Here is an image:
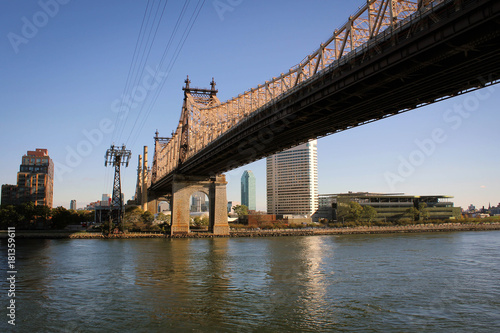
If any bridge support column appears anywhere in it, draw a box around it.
[141,146,148,212]
[209,175,229,235]
[147,197,158,215]
[171,174,229,235]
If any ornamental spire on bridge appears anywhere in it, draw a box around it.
[179,76,220,164]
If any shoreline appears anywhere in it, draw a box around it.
[1,222,499,239]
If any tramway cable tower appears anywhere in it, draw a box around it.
[105,145,131,229]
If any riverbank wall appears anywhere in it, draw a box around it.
[231,223,500,237]
[1,223,500,239]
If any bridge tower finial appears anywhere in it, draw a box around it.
[184,75,191,89]
[210,77,217,97]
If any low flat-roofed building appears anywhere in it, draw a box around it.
[314,192,461,222]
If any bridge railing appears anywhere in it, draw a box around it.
[153,0,452,184]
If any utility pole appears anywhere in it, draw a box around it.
[105,145,131,230]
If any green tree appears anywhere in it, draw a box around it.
[156,212,167,221]
[142,211,154,223]
[191,216,199,226]
[77,210,94,223]
[33,205,52,229]
[336,195,355,223]
[141,211,155,230]
[156,212,171,225]
[406,207,420,221]
[418,203,430,221]
[362,205,377,223]
[0,205,22,228]
[346,202,363,222]
[102,217,114,234]
[51,206,72,229]
[123,207,145,231]
[233,205,249,218]
[15,202,36,228]
[193,216,209,227]
[34,205,52,221]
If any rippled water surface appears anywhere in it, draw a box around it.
[1,231,500,332]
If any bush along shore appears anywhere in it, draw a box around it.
[1,222,500,239]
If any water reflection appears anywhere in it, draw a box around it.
[1,232,500,332]
[130,238,234,330]
[186,238,230,325]
[8,239,55,329]
[258,236,338,331]
[298,236,333,325]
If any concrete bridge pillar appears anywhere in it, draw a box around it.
[209,175,230,235]
[171,174,229,235]
[147,197,158,215]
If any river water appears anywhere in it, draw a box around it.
[1,231,500,332]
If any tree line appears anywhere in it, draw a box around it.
[0,203,93,230]
[0,204,174,232]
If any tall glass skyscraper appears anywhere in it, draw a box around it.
[266,140,318,216]
[241,170,256,211]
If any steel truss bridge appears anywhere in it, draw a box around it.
[136,0,499,233]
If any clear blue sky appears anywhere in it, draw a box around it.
[1,0,498,211]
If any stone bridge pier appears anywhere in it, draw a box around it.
[171,174,229,236]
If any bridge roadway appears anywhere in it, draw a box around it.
[150,0,500,193]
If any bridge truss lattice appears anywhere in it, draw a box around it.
[151,0,457,185]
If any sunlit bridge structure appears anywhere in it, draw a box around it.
[135,0,499,235]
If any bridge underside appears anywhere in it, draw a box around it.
[151,0,499,193]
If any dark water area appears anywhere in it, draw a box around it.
[1,231,500,332]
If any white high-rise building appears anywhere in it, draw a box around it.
[266,140,318,216]
[101,194,111,207]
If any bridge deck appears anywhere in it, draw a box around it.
[151,0,500,193]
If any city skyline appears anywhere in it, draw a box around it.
[1,1,498,211]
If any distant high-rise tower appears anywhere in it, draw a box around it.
[1,148,54,207]
[70,200,77,210]
[241,170,256,211]
[101,194,111,206]
[191,192,203,212]
[266,140,318,216]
